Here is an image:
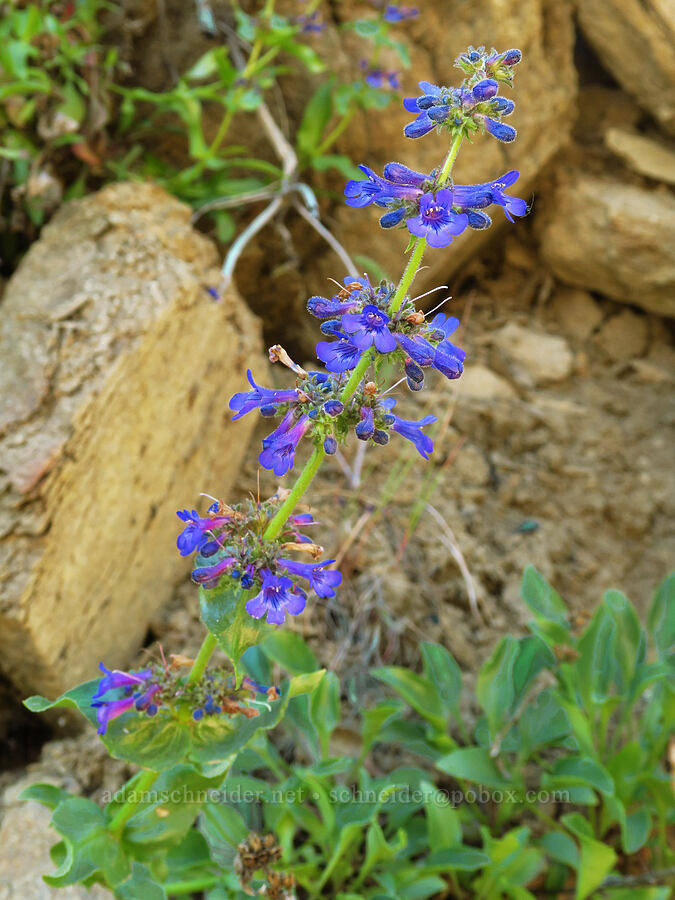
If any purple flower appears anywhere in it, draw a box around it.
[484,117,517,142]
[429,313,460,340]
[383,4,418,22]
[259,414,311,476]
[383,162,429,187]
[345,164,423,208]
[324,435,337,454]
[433,342,466,380]
[316,335,363,373]
[355,406,375,440]
[93,695,137,735]
[308,295,360,318]
[406,189,469,248]
[404,111,436,139]
[245,570,307,625]
[471,78,499,101]
[500,48,522,66]
[491,97,515,115]
[176,509,229,557]
[323,399,344,416]
[396,333,436,366]
[229,369,299,420]
[380,207,406,228]
[278,558,343,598]
[92,663,151,700]
[453,171,526,223]
[341,304,397,353]
[363,66,400,90]
[384,401,437,459]
[192,555,236,585]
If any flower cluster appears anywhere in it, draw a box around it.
[91,662,278,734]
[345,163,526,242]
[177,495,342,624]
[404,47,521,143]
[312,275,465,385]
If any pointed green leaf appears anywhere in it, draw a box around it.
[436,747,509,788]
[372,666,445,730]
[521,565,569,628]
[648,572,675,664]
[261,630,318,675]
[200,583,271,677]
[420,642,462,712]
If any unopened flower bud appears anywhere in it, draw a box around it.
[320,318,343,336]
[324,435,337,454]
[323,399,344,417]
[373,429,390,445]
[472,78,499,101]
[500,48,522,66]
[405,310,425,325]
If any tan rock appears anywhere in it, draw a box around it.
[460,364,517,400]
[576,0,675,136]
[0,780,112,900]
[548,286,604,341]
[594,309,649,361]
[491,323,573,385]
[0,183,264,697]
[538,175,675,317]
[605,128,675,186]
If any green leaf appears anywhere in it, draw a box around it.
[372,666,445,731]
[288,669,326,698]
[115,862,166,899]
[648,572,675,664]
[200,582,272,676]
[121,765,216,847]
[476,636,518,736]
[436,747,510,788]
[518,690,571,756]
[46,797,129,888]
[575,837,616,900]
[359,822,407,883]
[521,565,569,628]
[297,80,334,156]
[261,630,318,675]
[622,808,650,854]
[361,700,402,755]
[200,801,247,868]
[603,890,671,900]
[538,830,579,868]
[423,847,489,871]
[420,642,462,712]
[424,784,462,851]
[24,679,100,728]
[18,783,69,811]
[309,670,340,749]
[548,757,614,795]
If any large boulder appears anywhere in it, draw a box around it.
[575,0,675,137]
[0,183,264,697]
[537,173,675,317]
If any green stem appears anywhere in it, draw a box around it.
[263,446,326,541]
[186,631,218,684]
[388,237,427,314]
[438,129,464,183]
[165,874,221,896]
[316,107,356,156]
[108,769,158,836]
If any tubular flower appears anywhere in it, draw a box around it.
[245,570,307,625]
[383,399,437,459]
[176,509,230,556]
[229,369,300,420]
[406,189,469,247]
[259,414,312,477]
[278,558,342,598]
[341,304,397,352]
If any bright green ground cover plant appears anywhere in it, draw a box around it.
[22,36,675,900]
[0,0,117,263]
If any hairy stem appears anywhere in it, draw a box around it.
[263,446,326,541]
[108,769,158,836]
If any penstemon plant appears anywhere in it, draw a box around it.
[21,43,674,900]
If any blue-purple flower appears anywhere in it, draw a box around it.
[406,189,469,247]
[341,304,397,352]
[344,164,423,208]
[316,334,363,373]
[229,369,300,420]
[383,400,437,459]
[259,413,312,476]
[245,570,307,625]
[453,170,527,222]
[483,116,517,143]
[383,4,418,23]
[92,663,151,699]
[191,555,236,586]
[278,558,342,598]
[176,509,229,556]
[93,695,137,735]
